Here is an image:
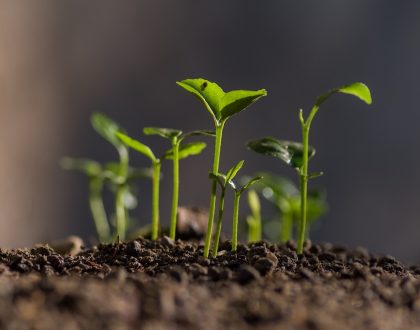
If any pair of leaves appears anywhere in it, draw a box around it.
[176,78,267,124]
[247,137,315,169]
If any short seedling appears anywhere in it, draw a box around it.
[248,82,372,254]
[177,78,267,258]
[143,127,214,240]
[91,113,129,240]
[246,189,262,244]
[117,131,206,240]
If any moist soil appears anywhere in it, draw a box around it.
[1,238,420,330]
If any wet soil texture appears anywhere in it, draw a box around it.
[1,238,420,330]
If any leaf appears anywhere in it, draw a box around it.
[226,160,244,183]
[240,176,263,194]
[209,172,227,188]
[116,132,156,162]
[219,89,267,121]
[316,82,372,107]
[143,127,182,139]
[181,129,216,140]
[164,142,206,160]
[247,137,315,169]
[104,162,153,181]
[60,157,102,177]
[176,78,225,121]
[91,113,123,149]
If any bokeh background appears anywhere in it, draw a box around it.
[1,1,419,261]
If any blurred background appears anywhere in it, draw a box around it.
[1,1,419,261]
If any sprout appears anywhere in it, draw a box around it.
[248,82,371,254]
[143,127,213,240]
[177,78,267,258]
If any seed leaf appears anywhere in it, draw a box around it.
[226,160,245,183]
[116,132,156,162]
[247,137,315,169]
[316,82,372,107]
[91,113,123,149]
[176,78,224,121]
[143,127,182,139]
[164,142,207,160]
[240,176,263,193]
[60,157,102,177]
[219,89,267,121]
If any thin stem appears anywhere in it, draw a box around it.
[280,211,293,243]
[115,147,129,241]
[151,161,161,240]
[203,121,225,258]
[212,188,225,257]
[169,139,179,240]
[298,125,310,254]
[89,177,110,242]
[231,193,241,251]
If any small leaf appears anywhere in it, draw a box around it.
[91,113,123,149]
[209,172,226,188]
[240,176,263,194]
[116,132,156,162]
[164,142,206,160]
[60,157,102,177]
[316,82,372,107]
[247,137,315,169]
[219,89,267,121]
[143,127,182,139]
[176,78,225,121]
[181,129,216,140]
[226,160,244,182]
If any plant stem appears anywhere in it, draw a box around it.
[89,177,110,243]
[231,193,241,251]
[115,148,129,241]
[298,125,310,254]
[212,188,225,257]
[151,161,161,240]
[169,139,179,240]
[280,211,293,243]
[203,121,225,258]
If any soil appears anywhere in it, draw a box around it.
[1,238,420,330]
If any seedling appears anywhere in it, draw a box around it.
[91,113,129,240]
[246,189,262,244]
[248,82,372,254]
[177,78,267,258]
[116,131,207,240]
[143,127,214,240]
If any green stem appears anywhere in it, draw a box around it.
[89,177,110,243]
[298,125,310,254]
[203,121,225,258]
[280,211,293,243]
[115,148,129,241]
[212,188,225,257]
[151,161,161,240]
[169,139,179,240]
[231,193,241,251]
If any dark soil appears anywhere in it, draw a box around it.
[1,238,420,329]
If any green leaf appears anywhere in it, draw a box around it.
[226,160,245,183]
[316,82,372,107]
[116,132,156,162]
[60,157,102,177]
[164,142,206,160]
[91,113,123,149]
[247,137,315,169]
[176,78,225,121]
[181,129,216,140]
[209,172,227,188]
[143,127,182,139]
[240,176,263,194]
[219,89,267,121]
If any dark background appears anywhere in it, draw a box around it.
[1,1,419,261]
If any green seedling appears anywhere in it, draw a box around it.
[246,189,262,244]
[116,131,207,240]
[177,78,267,258]
[248,82,371,254]
[143,127,214,240]
[91,113,129,240]
[60,157,111,242]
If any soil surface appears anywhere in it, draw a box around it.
[1,238,420,329]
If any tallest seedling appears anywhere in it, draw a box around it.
[177,78,267,258]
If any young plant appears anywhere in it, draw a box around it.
[177,78,267,258]
[91,113,129,240]
[116,131,206,240]
[248,82,372,254]
[143,127,214,240]
[60,158,111,242]
[246,189,262,244]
